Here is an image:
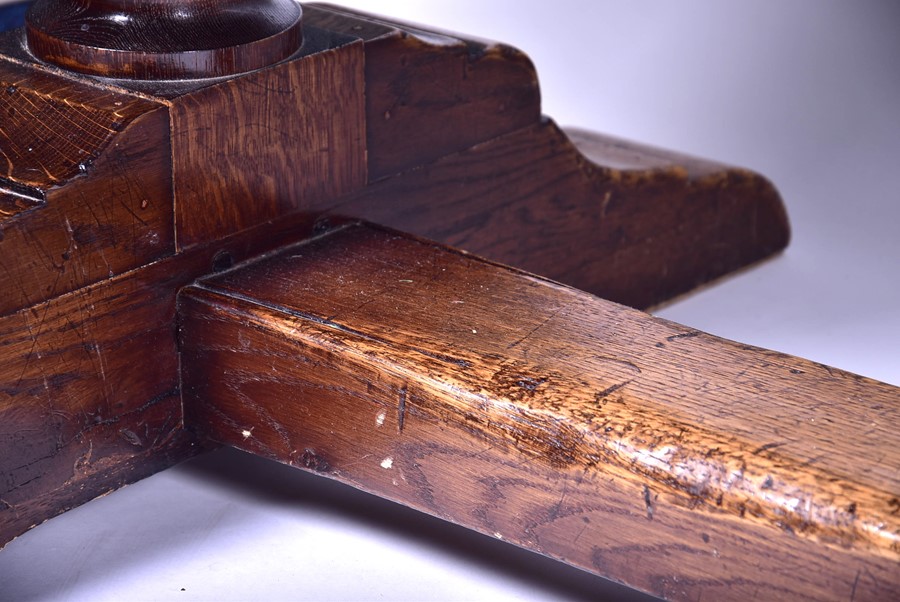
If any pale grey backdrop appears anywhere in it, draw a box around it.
[0,1,897,601]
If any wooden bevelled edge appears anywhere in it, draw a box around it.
[178,223,899,601]
[567,127,737,178]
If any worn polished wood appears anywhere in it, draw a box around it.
[180,224,899,601]
[0,61,174,316]
[25,0,304,79]
[1,0,788,562]
[3,2,884,600]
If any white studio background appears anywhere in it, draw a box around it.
[0,2,898,601]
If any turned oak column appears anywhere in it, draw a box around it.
[25,0,304,79]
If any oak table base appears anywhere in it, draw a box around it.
[0,2,896,601]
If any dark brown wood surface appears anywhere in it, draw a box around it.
[338,121,788,308]
[0,2,897,600]
[303,3,542,180]
[0,257,196,545]
[1,2,792,593]
[169,38,367,248]
[179,223,899,602]
[0,3,788,312]
[0,58,173,315]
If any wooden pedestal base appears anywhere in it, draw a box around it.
[0,3,895,601]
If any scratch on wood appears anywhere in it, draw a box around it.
[643,485,655,520]
[600,190,613,217]
[666,331,702,343]
[94,343,110,395]
[752,442,787,455]
[398,385,408,433]
[119,428,142,447]
[592,355,643,376]
[508,304,568,350]
[594,381,631,406]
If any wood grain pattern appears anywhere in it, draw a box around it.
[0,210,335,548]
[0,257,199,546]
[0,58,174,316]
[180,223,899,601]
[336,120,789,309]
[304,4,542,181]
[0,58,162,190]
[169,37,367,249]
[1,3,787,312]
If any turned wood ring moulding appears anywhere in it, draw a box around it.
[24,0,304,79]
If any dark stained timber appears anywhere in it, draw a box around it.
[0,2,895,601]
